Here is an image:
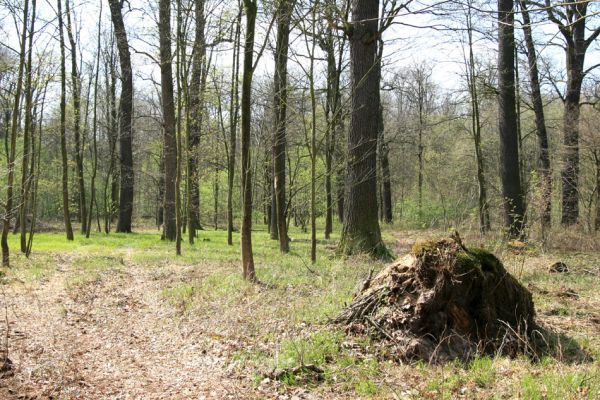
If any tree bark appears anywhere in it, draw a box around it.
[464,2,490,233]
[65,0,86,233]
[241,0,257,281]
[498,0,525,238]
[108,0,134,233]
[188,0,206,243]
[58,0,74,242]
[158,0,177,241]
[339,0,387,258]
[19,0,36,252]
[87,4,102,239]
[227,8,242,246]
[2,0,30,266]
[520,0,551,229]
[272,0,295,253]
[376,39,392,224]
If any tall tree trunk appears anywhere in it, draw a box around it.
[595,152,600,231]
[19,0,36,252]
[498,0,525,238]
[26,79,48,256]
[108,0,134,233]
[227,7,242,246]
[465,2,490,233]
[158,0,177,241]
[58,0,74,242]
[241,0,257,281]
[520,0,551,229]
[2,0,30,266]
[65,0,86,233]
[375,39,393,224]
[272,0,295,253]
[339,0,387,258]
[188,0,206,243]
[543,0,599,225]
[87,4,102,238]
[307,0,317,263]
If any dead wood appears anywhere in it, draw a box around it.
[334,237,538,363]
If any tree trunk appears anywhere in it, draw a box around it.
[108,0,134,233]
[595,152,600,231]
[158,0,177,241]
[2,0,30,266]
[188,0,206,243]
[65,0,86,233]
[272,0,295,253]
[227,7,242,246]
[339,0,387,258]
[465,2,490,233]
[87,4,102,238]
[498,0,525,238]
[375,39,392,224]
[19,0,36,252]
[58,0,74,242]
[241,0,257,281]
[520,0,551,229]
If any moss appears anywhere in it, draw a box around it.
[455,247,504,276]
[411,239,438,257]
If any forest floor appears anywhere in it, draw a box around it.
[0,224,599,399]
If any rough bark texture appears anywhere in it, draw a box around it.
[543,1,600,225]
[339,0,387,258]
[2,0,29,266]
[108,0,134,233]
[188,0,206,242]
[272,0,294,253]
[158,0,177,241]
[227,9,241,246]
[241,0,257,281]
[520,1,551,229]
[335,238,537,363]
[465,3,490,233]
[57,0,74,242]
[376,40,392,224]
[65,0,86,233]
[498,0,524,238]
[19,0,36,253]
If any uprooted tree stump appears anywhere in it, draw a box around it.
[334,236,538,363]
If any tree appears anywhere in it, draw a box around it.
[462,0,490,233]
[187,0,207,243]
[338,0,387,258]
[272,0,295,253]
[519,0,551,230]
[18,0,37,252]
[2,0,30,266]
[544,0,600,225]
[65,0,86,233]
[86,4,102,238]
[227,6,242,246]
[108,0,134,233]
[158,0,177,241]
[498,0,525,238]
[58,0,75,241]
[241,0,258,280]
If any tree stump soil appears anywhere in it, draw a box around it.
[334,237,537,363]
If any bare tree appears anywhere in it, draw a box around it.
[498,0,525,237]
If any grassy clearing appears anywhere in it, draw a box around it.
[1,223,599,399]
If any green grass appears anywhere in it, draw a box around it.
[1,222,599,399]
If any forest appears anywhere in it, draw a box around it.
[0,0,599,398]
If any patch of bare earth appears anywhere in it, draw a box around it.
[0,254,258,399]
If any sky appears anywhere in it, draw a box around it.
[1,0,600,103]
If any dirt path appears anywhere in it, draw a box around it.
[1,253,256,399]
